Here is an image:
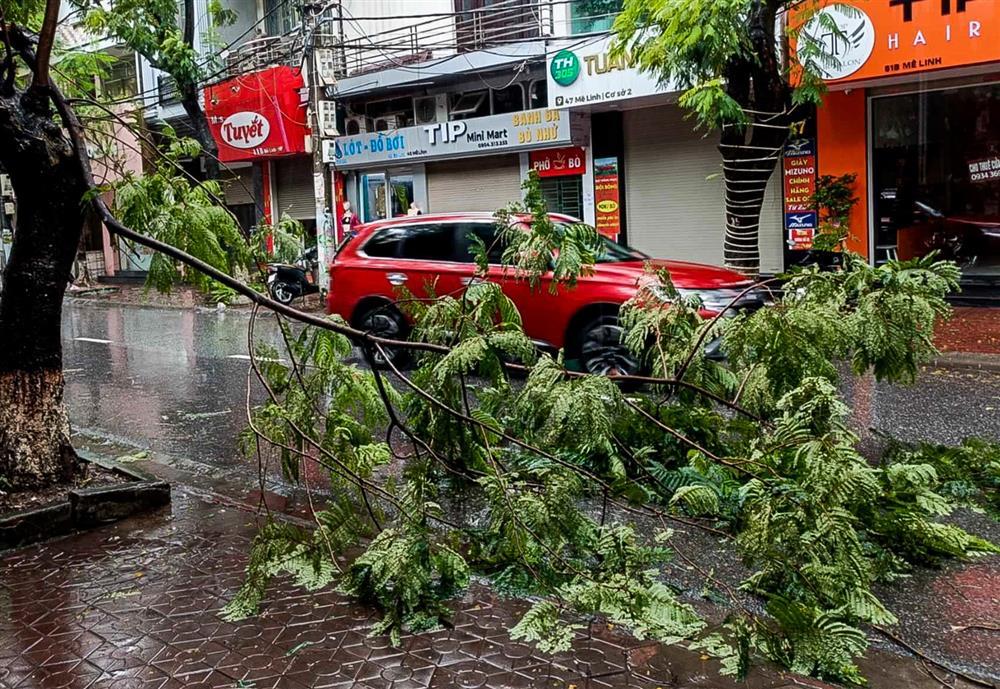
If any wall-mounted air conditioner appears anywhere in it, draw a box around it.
[344,115,369,135]
[413,95,448,125]
[373,115,400,132]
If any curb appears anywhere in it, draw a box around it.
[929,352,1000,372]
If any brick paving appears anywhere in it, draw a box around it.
[935,307,1000,354]
[1,477,994,689]
[0,490,797,689]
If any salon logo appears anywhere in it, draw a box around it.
[801,3,876,79]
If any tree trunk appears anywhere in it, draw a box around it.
[719,121,790,275]
[0,370,77,490]
[0,89,89,490]
[718,2,796,276]
[181,90,220,180]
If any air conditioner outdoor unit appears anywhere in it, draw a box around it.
[373,115,399,132]
[344,115,369,135]
[413,95,448,125]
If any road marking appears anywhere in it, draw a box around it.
[227,354,286,363]
[75,337,113,344]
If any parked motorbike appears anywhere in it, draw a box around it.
[267,246,319,305]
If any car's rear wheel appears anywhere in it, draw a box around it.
[574,311,641,377]
[353,302,409,368]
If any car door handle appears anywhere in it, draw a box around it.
[460,276,481,286]
[387,272,408,286]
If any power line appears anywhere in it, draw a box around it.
[61,0,299,108]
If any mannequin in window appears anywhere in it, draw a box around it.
[341,201,356,234]
[407,202,423,216]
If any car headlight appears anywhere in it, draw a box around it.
[676,287,752,313]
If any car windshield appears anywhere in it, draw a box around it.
[597,236,647,263]
[553,222,647,263]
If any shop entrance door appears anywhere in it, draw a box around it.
[871,82,1000,277]
[360,172,418,222]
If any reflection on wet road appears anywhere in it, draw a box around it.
[63,300,287,472]
[62,300,1000,478]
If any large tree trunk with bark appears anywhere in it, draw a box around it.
[718,0,799,275]
[0,87,89,490]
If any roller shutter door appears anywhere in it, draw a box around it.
[623,106,783,273]
[221,166,254,206]
[426,155,522,213]
[274,157,316,220]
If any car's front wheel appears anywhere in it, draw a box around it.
[353,302,409,368]
[574,311,641,377]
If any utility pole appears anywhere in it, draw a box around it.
[304,1,337,293]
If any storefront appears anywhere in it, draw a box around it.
[546,35,786,270]
[204,65,310,235]
[800,0,1000,283]
[323,108,587,224]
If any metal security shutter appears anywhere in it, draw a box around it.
[426,155,522,213]
[623,106,783,273]
[274,157,316,220]
[540,176,583,219]
[221,166,254,206]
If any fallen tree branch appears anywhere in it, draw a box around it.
[872,626,994,689]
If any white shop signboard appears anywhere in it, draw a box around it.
[546,34,675,109]
[322,108,572,169]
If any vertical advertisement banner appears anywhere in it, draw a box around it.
[593,157,621,241]
[783,138,818,250]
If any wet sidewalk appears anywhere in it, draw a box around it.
[3,451,997,689]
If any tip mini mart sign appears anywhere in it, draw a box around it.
[794,0,1000,84]
[546,35,675,109]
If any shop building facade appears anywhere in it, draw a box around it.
[803,0,1000,288]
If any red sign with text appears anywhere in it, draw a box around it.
[529,146,586,177]
[593,156,621,241]
[783,138,818,250]
[204,66,309,163]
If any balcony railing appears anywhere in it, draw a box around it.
[340,0,553,77]
[220,33,307,81]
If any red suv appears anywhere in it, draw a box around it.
[327,212,756,374]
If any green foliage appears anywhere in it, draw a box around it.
[230,190,991,687]
[110,134,251,293]
[342,472,470,645]
[75,0,209,93]
[258,214,306,264]
[882,438,1000,518]
[724,254,959,413]
[221,505,359,622]
[513,526,703,652]
[613,0,833,131]
[494,171,603,293]
[810,174,858,252]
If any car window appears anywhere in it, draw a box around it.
[399,224,457,262]
[362,227,407,258]
[454,222,507,264]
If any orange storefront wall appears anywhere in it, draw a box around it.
[816,90,869,259]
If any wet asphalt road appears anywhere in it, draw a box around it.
[63,298,1000,472]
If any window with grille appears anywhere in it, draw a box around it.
[540,176,583,219]
[265,0,300,36]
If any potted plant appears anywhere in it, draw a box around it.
[804,173,858,270]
